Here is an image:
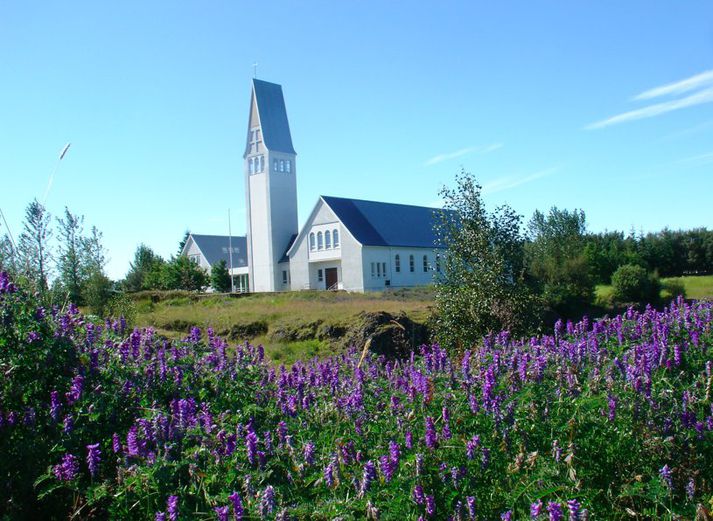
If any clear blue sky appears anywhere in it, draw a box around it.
[2,1,712,280]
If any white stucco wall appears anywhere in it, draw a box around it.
[183,238,212,272]
[362,246,441,291]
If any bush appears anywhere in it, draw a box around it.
[611,264,660,304]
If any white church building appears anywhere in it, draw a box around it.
[183,79,445,293]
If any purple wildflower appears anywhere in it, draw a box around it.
[50,391,61,422]
[567,499,581,521]
[413,484,425,504]
[246,431,258,465]
[167,495,179,521]
[660,464,673,489]
[388,440,400,466]
[53,453,79,481]
[112,433,121,453]
[466,496,476,519]
[86,443,101,478]
[156,513,166,521]
[501,511,513,521]
[547,501,563,521]
[425,416,437,449]
[229,491,244,521]
[405,431,413,449]
[260,486,276,517]
[530,500,543,518]
[303,441,315,465]
[359,460,377,497]
[425,495,436,517]
[63,414,74,434]
[686,478,695,500]
[214,506,229,521]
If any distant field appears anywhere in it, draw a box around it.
[131,287,435,363]
[596,274,713,305]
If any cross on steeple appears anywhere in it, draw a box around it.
[252,62,258,79]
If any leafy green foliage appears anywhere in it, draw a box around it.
[123,244,166,291]
[526,207,594,317]
[611,264,661,304]
[210,259,231,293]
[161,255,208,291]
[17,199,52,294]
[434,172,539,350]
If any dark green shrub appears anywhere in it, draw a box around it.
[611,264,660,303]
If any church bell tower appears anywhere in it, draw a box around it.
[244,79,298,292]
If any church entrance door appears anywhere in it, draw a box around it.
[325,268,338,290]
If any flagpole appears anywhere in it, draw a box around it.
[228,208,235,293]
[43,143,71,205]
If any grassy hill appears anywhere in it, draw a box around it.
[596,274,713,306]
[130,287,435,363]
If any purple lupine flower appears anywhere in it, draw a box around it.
[229,491,244,521]
[26,331,40,343]
[277,421,287,446]
[246,431,258,465]
[530,500,543,518]
[481,447,490,469]
[214,506,230,521]
[501,511,513,521]
[405,431,413,449]
[466,496,476,519]
[324,459,336,487]
[359,460,377,497]
[112,433,122,453]
[156,513,166,521]
[53,453,79,481]
[424,416,437,449]
[388,440,400,466]
[66,375,84,405]
[86,443,101,477]
[567,499,581,521]
[413,484,425,504]
[425,495,436,517]
[260,486,276,517]
[63,414,74,434]
[466,435,480,460]
[127,425,140,456]
[50,391,61,422]
[660,464,673,489]
[607,394,617,422]
[379,454,395,482]
[303,442,315,465]
[547,501,563,521]
[167,495,179,521]
[686,478,695,500]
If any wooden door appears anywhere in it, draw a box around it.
[325,268,338,290]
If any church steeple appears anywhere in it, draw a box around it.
[244,79,298,292]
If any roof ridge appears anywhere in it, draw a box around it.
[321,195,443,211]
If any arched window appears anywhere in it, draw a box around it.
[249,158,255,174]
[423,255,428,272]
[273,159,278,172]
[332,229,339,247]
[309,233,315,251]
[377,262,381,277]
[317,231,323,250]
[286,160,291,173]
[325,230,331,249]
[280,160,285,172]
[395,254,401,273]
[409,255,415,272]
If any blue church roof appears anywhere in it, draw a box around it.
[321,196,447,249]
[252,79,296,154]
[190,234,248,268]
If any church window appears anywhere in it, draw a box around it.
[333,229,339,247]
[317,232,323,250]
[259,155,264,172]
[282,270,288,284]
[318,269,323,282]
[325,230,331,248]
[377,262,381,277]
[395,254,401,272]
[189,254,200,264]
[423,255,428,272]
[273,159,278,172]
[309,233,316,251]
[286,160,291,173]
[382,262,386,277]
[249,158,255,174]
[409,255,415,272]
[280,160,285,172]
[371,263,375,278]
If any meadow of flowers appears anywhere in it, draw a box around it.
[1,270,712,519]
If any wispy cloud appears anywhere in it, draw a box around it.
[482,167,558,194]
[424,143,502,166]
[633,70,713,100]
[586,69,713,130]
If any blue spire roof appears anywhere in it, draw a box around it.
[252,79,296,154]
[321,196,447,249]
[189,234,248,268]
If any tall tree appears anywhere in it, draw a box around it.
[210,259,231,293]
[56,208,85,303]
[434,171,538,350]
[177,230,190,255]
[17,200,52,292]
[162,255,207,291]
[0,234,17,275]
[123,245,165,291]
[526,207,594,317]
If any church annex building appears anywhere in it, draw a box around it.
[182,79,445,293]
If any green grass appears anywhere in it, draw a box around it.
[131,288,434,362]
[596,274,713,306]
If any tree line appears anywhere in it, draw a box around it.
[434,172,712,349]
[0,200,111,314]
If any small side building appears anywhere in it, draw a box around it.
[180,234,250,292]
